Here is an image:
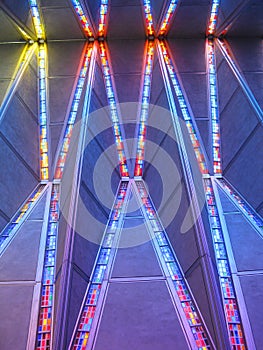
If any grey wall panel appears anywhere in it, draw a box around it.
[0,44,24,80]
[16,62,38,118]
[224,213,263,272]
[108,39,144,75]
[108,2,144,39]
[0,220,43,281]
[72,232,101,279]
[169,39,206,73]
[217,59,239,113]
[48,77,75,124]
[0,285,34,350]
[48,42,85,78]
[152,0,166,29]
[217,0,244,32]
[226,1,263,37]
[64,268,89,348]
[1,93,39,175]
[114,74,141,103]
[111,219,163,278]
[0,138,38,219]
[0,80,10,106]
[186,261,219,348]
[150,57,171,110]
[220,88,258,169]
[0,215,8,232]
[179,73,208,119]
[86,0,100,31]
[168,3,209,38]
[227,38,263,110]
[240,274,263,350]
[224,125,263,212]
[0,8,27,40]
[42,7,84,40]
[89,61,109,112]
[94,281,189,350]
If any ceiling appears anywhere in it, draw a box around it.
[0,0,262,42]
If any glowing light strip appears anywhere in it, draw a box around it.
[0,43,37,122]
[55,43,94,180]
[159,40,246,349]
[0,185,45,249]
[204,179,246,349]
[36,185,60,350]
[28,0,44,39]
[136,180,211,349]
[39,44,49,181]
[159,0,179,36]
[99,42,129,178]
[217,39,263,123]
[218,178,263,231]
[71,0,93,37]
[207,0,220,35]
[134,40,154,177]
[159,40,208,175]
[98,0,109,36]
[143,0,154,36]
[207,40,221,175]
[71,182,128,349]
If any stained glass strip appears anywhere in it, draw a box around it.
[38,44,49,180]
[72,181,128,349]
[0,185,45,248]
[99,42,129,178]
[158,40,208,175]
[136,180,211,349]
[204,179,246,349]
[28,0,44,39]
[207,39,221,175]
[207,0,220,35]
[159,0,179,36]
[98,0,109,37]
[36,185,60,350]
[143,0,154,36]
[218,179,263,230]
[134,40,154,177]
[55,43,94,180]
[71,0,93,37]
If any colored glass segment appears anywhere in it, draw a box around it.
[159,0,179,36]
[36,185,60,350]
[55,43,94,180]
[0,185,44,248]
[134,40,154,177]
[99,42,129,178]
[39,44,49,181]
[204,179,246,349]
[29,0,44,39]
[143,0,154,36]
[218,179,263,230]
[207,0,220,35]
[159,40,208,174]
[98,0,109,36]
[71,0,93,37]
[207,39,221,175]
[136,180,211,349]
[72,182,128,349]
